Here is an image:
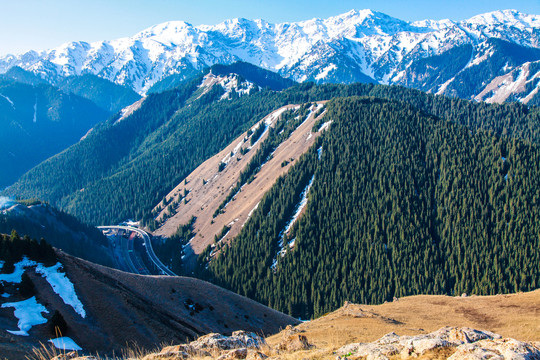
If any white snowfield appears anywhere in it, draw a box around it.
[0,258,86,337]
[1,297,48,336]
[0,258,36,283]
[49,337,83,351]
[1,9,537,94]
[35,263,86,318]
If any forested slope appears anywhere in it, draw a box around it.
[4,70,540,226]
[206,97,540,319]
[0,201,113,267]
[3,66,301,225]
[0,80,110,188]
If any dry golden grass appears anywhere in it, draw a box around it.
[267,289,540,354]
[28,289,540,360]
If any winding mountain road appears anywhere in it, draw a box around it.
[98,225,176,276]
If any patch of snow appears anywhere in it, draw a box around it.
[318,120,333,132]
[468,49,494,68]
[315,64,337,80]
[80,127,94,141]
[1,293,10,298]
[2,296,49,336]
[0,94,14,108]
[32,99,37,123]
[35,263,86,318]
[247,122,271,150]
[222,139,248,165]
[283,175,315,235]
[221,185,245,211]
[121,219,140,227]
[0,258,36,283]
[242,201,260,228]
[476,62,534,103]
[265,106,297,127]
[436,76,456,95]
[216,229,230,243]
[302,103,324,126]
[49,337,83,351]
[317,146,323,160]
[218,75,256,100]
[115,98,145,124]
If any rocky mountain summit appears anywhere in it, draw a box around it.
[1,9,539,104]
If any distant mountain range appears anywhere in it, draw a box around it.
[0,68,140,189]
[1,9,539,104]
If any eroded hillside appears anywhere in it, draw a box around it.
[151,101,329,271]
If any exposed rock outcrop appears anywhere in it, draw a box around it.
[143,331,265,360]
[336,327,540,359]
[449,338,540,359]
[275,334,314,352]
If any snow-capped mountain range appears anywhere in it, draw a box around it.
[1,9,540,103]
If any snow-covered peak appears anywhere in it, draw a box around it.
[466,9,540,29]
[411,18,455,31]
[133,21,197,42]
[208,17,269,42]
[311,9,419,38]
[1,8,539,94]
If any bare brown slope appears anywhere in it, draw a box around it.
[152,102,328,257]
[1,251,298,359]
[267,290,540,354]
[97,290,540,360]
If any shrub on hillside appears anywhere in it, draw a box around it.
[18,273,36,298]
[49,310,68,336]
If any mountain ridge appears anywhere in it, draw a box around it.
[1,9,539,103]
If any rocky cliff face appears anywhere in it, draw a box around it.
[1,9,539,104]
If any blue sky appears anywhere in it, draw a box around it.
[1,0,539,56]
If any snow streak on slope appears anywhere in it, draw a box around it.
[35,263,86,318]
[0,93,14,108]
[271,175,315,270]
[115,98,145,124]
[2,9,539,95]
